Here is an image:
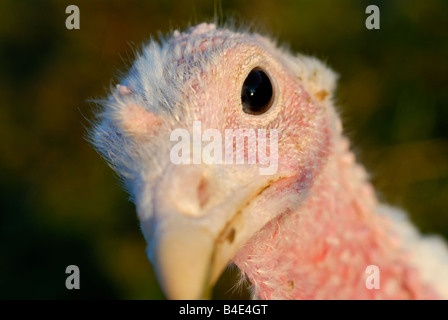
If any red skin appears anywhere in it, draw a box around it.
[233,133,440,299]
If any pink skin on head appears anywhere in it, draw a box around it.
[167,27,443,300]
[93,23,448,300]
[120,104,161,138]
[178,40,330,180]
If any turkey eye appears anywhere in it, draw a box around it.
[241,68,273,115]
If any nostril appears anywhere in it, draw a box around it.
[197,175,209,209]
[165,165,215,217]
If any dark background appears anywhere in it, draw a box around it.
[1,0,447,299]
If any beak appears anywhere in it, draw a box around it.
[146,217,217,299]
[137,164,276,299]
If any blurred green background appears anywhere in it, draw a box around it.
[0,0,447,299]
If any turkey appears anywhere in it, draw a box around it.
[90,23,448,299]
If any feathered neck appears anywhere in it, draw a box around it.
[232,133,443,300]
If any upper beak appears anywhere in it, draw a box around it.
[146,216,217,299]
[137,164,274,299]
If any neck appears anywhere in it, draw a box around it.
[233,134,444,299]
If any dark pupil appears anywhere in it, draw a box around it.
[241,68,273,115]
